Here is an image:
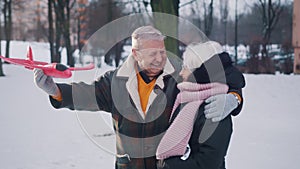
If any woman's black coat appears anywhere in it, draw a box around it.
[158,52,245,169]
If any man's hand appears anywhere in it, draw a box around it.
[204,93,239,122]
[34,69,60,97]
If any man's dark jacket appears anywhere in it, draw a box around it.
[50,55,181,169]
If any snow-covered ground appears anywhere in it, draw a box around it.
[1,41,300,169]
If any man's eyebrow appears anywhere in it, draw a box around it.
[149,51,157,55]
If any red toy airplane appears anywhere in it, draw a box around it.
[0,46,94,78]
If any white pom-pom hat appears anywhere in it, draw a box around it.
[183,41,224,70]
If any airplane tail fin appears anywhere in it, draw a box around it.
[26,46,33,61]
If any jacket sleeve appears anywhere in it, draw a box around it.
[49,71,114,113]
[225,66,245,116]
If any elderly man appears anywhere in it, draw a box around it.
[34,26,181,169]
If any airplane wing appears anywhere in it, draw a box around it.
[69,63,95,71]
[1,55,94,73]
[0,55,48,69]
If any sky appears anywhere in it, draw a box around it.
[0,41,300,169]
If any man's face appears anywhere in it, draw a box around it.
[133,40,167,79]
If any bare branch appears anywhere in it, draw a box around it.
[179,0,196,8]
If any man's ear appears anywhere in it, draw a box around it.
[132,49,139,61]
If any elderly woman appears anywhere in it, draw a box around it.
[156,41,245,169]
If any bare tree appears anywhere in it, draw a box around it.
[49,0,64,63]
[76,0,88,51]
[48,0,54,62]
[49,0,76,66]
[190,0,202,28]
[234,0,238,64]
[250,0,283,74]
[36,0,43,41]
[219,0,229,46]
[180,0,216,39]
[64,0,76,67]
[11,0,26,41]
[3,0,12,60]
[87,0,124,67]
[0,1,4,76]
[203,0,214,37]
[256,0,283,57]
[150,0,180,56]
[188,0,214,38]
[0,59,3,76]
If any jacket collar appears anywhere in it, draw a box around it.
[116,53,175,89]
[115,53,175,119]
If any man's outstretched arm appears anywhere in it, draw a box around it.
[33,68,113,112]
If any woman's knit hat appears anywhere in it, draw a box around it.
[182,41,223,70]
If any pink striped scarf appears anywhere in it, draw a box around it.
[156,82,228,160]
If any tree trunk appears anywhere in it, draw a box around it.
[104,0,113,65]
[256,0,283,73]
[36,0,42,41]
[51,0,74,66]
[4,0,12,61]
[53,0,63,63]
[114,41,124,67]
[204,0,214,37]
[234,0,238,64]
[0,59,4,76]
[0,3,4,76]
[150,0,179,57]
[220,0,228,46]
[76,1,87,51]
[258,0,283,57]
[48,0,55,62]
[77,13,82,50]
[65,0,74,67]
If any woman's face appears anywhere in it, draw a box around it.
[179,65,193,81]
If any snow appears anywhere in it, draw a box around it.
[1,41,300,169]
[227,74,300,169]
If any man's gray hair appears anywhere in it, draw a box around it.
[131,25,165,50]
